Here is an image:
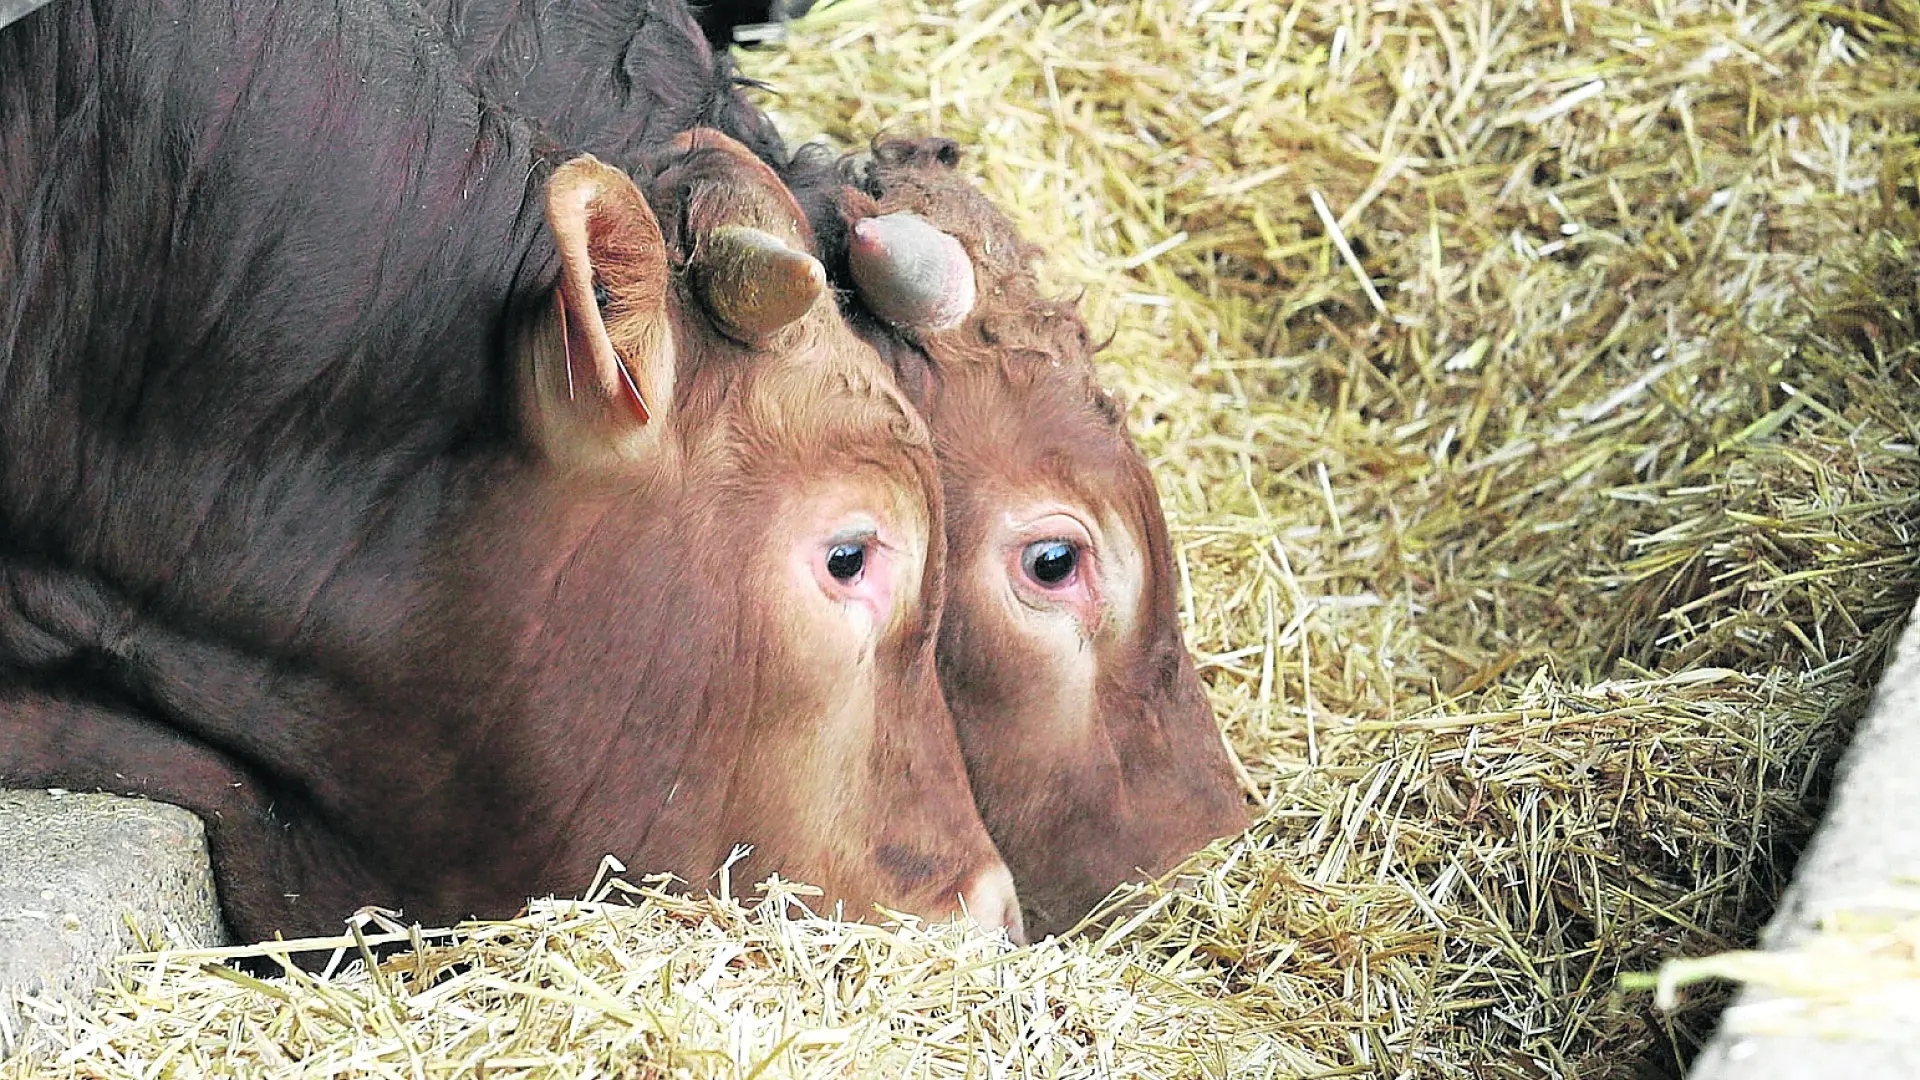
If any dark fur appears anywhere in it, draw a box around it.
[0,0,1003,944]
[424,0,790,159]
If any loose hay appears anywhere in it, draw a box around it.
[9,0,1920,1076]
[6,881,1309,1078]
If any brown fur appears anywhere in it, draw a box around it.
[404,134,1006,934]
[356,0,1231,940]
[808,139,1254,937]
[0,0,1014,947]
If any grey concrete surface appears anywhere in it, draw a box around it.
[0,789,227,1056]
[1689,600,1920,1078]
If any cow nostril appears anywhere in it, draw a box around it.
[959,864,1027,945]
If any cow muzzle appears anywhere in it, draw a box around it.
[958,863,1027,945]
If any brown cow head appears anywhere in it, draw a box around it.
[822,140,1253,938]
[440,131,1021,940]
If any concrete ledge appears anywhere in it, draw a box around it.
[0,789,228,1056]
[1689,601,1920,1078]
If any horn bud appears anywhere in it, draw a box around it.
[847,213,976,331]
[690,225,827,343]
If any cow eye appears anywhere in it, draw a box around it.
[1022,540,1078,587]
[592,279,611,309]
[826,542,867,582]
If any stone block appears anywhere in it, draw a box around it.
[0,789,227,1056]
[1689,602,1920,1078]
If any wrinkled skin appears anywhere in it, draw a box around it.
[0,0,1018,945]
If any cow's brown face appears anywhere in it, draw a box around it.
[446,132,1020,941]
[834,142,1251,938]
[921,361,1250,939]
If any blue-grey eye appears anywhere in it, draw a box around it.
[593,279,611,309]
[826,543,866,582]
[1022,540,1077,587]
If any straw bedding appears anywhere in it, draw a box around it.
[8,0,1920,1076]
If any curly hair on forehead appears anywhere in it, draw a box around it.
[784,137,1101,383]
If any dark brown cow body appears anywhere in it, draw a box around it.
[417,2,1252,937]
[422,0,789,159]
[0,0,1018,944]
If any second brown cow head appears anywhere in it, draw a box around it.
[813,139,1253,938]
[430,131,1021,940]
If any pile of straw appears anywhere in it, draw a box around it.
[10,0,1920,1075]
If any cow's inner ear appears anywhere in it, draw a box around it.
[546,155,675,422]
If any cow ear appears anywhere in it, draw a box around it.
[532,155,674,459]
